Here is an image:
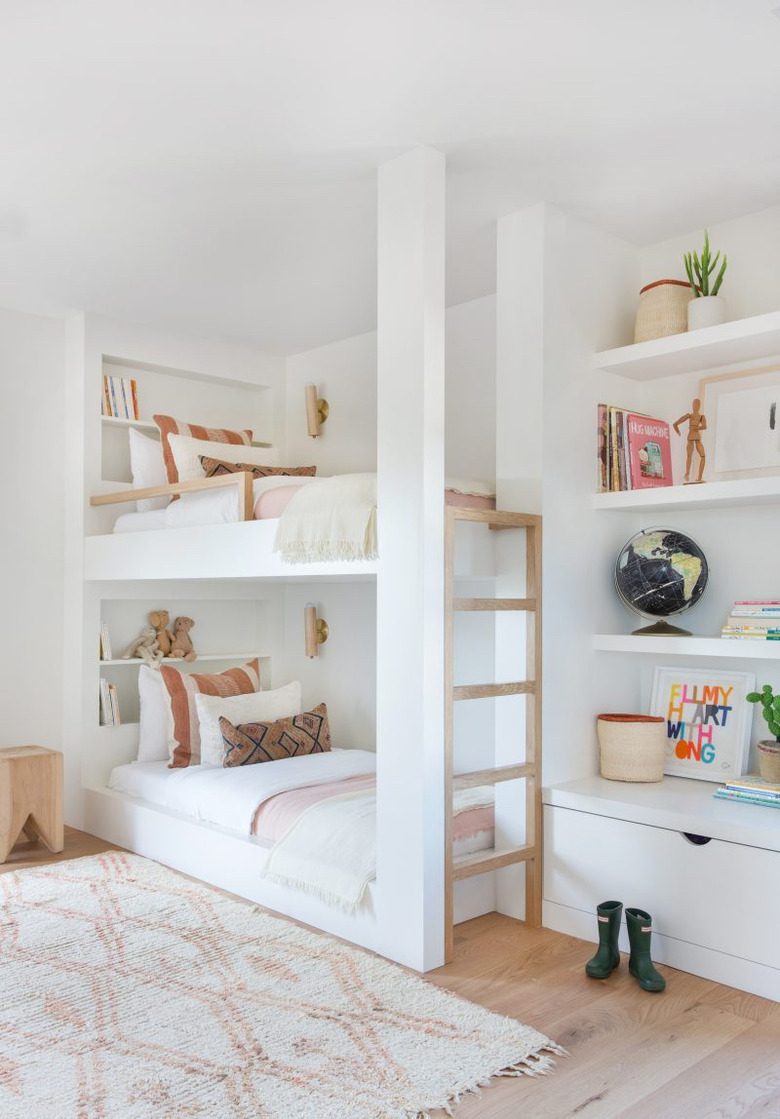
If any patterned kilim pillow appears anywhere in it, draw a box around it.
[220,703,332,767]
[198,455,316,479]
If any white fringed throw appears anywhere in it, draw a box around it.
[273,472,377,563]
[0,853,564,1118]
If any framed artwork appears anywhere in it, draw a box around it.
[699,364,780,480]
[650,666,755,782]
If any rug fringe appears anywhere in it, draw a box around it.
[408,1043,568,1119]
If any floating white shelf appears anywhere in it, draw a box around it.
[593,633,780,659]
[101,415,157,431]
[544,775,780,852]
[100,652,272,667]
[593,475,780,513]
[594,309,780,380]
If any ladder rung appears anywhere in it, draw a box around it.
[450,507,540,528]
[453,681,534,701]
[453,845,536,881]
[453,763,533,790]
[452,598,536,612]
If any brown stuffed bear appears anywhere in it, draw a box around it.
[149,610,173,657]
[170,616,196,662]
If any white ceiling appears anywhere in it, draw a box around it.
[1,0,779,354]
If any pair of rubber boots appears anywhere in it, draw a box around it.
[585,900,665,992]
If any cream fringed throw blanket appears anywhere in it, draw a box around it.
[273,472,378,563]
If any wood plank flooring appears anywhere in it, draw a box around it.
[4,828,779,1118]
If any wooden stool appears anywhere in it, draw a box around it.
[0,747,64,863]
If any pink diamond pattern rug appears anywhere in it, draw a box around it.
[0,852,563,1118]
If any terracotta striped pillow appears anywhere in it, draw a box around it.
[160,658,261,768]
[198,456,316,479]
[220,702,332,767]
[153,415,253,495]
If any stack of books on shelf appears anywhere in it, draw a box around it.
[597,404,673,492]
[102,373,139,420]
[98,621,113,660]
[714,775,780,809]
[721,601,780,641]
[99,679,121,727]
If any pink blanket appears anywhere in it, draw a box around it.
[254,485,496,520]
[252,775,494,843]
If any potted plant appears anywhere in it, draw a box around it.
[684,230,728,330]
[746,684,780,783]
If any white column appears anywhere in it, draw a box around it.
[375,147,446,971]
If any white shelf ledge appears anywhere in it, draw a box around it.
[593,633,780,659]
[100,652,272,667]
[594,310,780,380]
[593,475,780,513]
[101,415,157,431]
[544,774,780,852]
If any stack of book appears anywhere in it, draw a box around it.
[721,601,780,640]
[714,775,780,809]
[99,679,121,727]
[99,621,113,660]
[102,374,139,420]
[597,405,673,492]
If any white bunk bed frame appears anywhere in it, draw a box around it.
[64,148,541,973]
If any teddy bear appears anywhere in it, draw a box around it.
[148,610,173,657]
[169,616,196,662]
[121,626,163,667]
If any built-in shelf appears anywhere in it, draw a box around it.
[593,475,780,513]
[544,774,780,852]
[101,415,157,431]
[100,652,271,667]
[594,310,780,380]
[593,633,780,660]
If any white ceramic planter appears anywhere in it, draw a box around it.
[688,294,727,331]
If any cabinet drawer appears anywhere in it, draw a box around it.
[544,805,780,968]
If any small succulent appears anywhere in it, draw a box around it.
[684,229,727,298]
[747,684,780,741]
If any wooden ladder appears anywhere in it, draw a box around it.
[444,506,543,962]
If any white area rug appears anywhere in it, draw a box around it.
[0,852,563,1118]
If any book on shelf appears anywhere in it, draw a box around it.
[597,405,672,493]
[99,621,113,661]
[714,773,780,808]
[99,679,114,726]
[721,601,780,638]
[109,683,121,726]
[101,374,140,421]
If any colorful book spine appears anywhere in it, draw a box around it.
[102,375,111,416]
[597,404,608,493]
[130,379,139,420]
[108,375,119,419]
[625,413,673,489]
[714,789,780,809]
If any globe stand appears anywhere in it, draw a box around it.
[631,620,691,637]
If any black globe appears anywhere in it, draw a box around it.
[615,528,708,621]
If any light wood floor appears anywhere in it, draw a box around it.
[5,828,780,1118]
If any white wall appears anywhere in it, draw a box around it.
[0,308,65,754]
[283,295,496,482]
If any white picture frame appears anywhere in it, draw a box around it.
[699,364,780,481]
[650,666,755,782]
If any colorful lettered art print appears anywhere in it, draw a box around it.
[650,667,755,782]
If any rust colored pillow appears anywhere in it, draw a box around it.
[220,703,332,767]
[153,414,253,492]
[160,658,261,768]
[198,456,316,479]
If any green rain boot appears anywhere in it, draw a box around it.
[585,900,622,979]
[626,907,666,992]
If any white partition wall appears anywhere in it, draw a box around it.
[375,147,446,971]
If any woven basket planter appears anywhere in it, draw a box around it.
[634,280,694,343]
[597,714,666,783]
[757,740,780,784]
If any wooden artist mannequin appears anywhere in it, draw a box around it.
[673,397,707,484]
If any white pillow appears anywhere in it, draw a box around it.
[167,433,280,485]
[129,428,169,512]
[137,665,171,762]
[195,681,303,767]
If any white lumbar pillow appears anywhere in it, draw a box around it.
[167,433,280,485]
[128,428,169,511]
[195,680,303,767]
[137,665,172,762]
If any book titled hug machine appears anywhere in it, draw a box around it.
[598,405,673,493]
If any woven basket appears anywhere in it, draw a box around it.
[597,714,666,783]
[634,280,694,343]
[757,741,780,784]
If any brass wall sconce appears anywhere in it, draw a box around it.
[304,603,329,658]
[305,383,329,438]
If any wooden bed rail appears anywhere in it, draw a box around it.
[89,471,255,521]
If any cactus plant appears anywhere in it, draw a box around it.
[684,229,727,298]
[747,684,780,741]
